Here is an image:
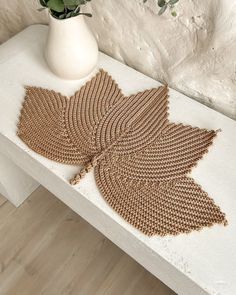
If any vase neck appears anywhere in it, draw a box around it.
[49,13,85,29]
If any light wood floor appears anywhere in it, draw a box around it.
[0,186,175,295]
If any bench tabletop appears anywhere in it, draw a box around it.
[0,25,235,295]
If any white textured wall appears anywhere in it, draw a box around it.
[1,0,236,119]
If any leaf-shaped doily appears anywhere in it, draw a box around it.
[17,69,227,236]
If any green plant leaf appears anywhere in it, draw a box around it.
[169,0,179,4]
[64,0,88,5]
[171,10,177,17]
[158,0,166,7]
[158,3,167,15]
[47,0,64,12]
[63,0,80,5]
[66,11,73,17]
[39,0,48,7]
[59,13,66,18]
[66,5,77,10]
[74,5,81,13]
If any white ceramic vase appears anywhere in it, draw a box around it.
[45,14,98,80]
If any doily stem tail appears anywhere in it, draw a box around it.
[70,159,97,185]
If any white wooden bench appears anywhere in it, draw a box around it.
[0,25,235,295]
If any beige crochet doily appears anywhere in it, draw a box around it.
[17,69,227,236]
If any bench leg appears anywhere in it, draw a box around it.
[0,151,39,207]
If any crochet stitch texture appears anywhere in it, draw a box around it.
[17,69,227,236]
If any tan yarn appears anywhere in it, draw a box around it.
[17,69,227,236]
